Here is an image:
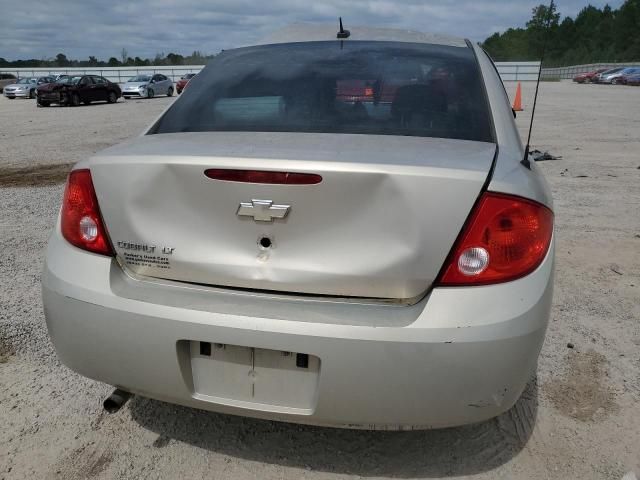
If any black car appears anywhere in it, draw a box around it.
[36,75,121,107]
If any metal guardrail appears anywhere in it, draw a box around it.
[4,62,543,83]
[541,62,640,80]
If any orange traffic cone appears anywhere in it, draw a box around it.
[512,82,523,111]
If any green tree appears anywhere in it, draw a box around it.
[55,53,70,67]
[526,3,560,58]
[166,52,184,65]
[483,0,640,65]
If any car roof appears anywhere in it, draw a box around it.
[256,24,469,48]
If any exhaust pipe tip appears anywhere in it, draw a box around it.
[103,388,132,414]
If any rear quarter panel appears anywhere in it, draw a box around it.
[472,43,553,209]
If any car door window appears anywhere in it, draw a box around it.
[91,76,110,100]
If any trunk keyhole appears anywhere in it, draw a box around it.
[259,236,272,249]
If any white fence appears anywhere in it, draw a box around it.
[5,61,542,84]
[3,66,205,84]
[495,62,541,82]
[540,62,640,80]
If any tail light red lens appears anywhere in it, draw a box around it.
[437,192,553,286]
[61,169,113,256]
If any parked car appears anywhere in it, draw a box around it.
[624,73,640,86]
[0,73,18,92]
[617,68,640,84]
[42,26,554,429]
[176,73,197,94]
[36,75,121,106]
[572,68,608,83]
[598,67,640,84]
[3,76,55,99]
[122,74,173,98]
[592,67,625,83]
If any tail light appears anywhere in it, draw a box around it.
[61,169,113,256]
[437,192,553,286]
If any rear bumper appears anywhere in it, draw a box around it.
[42,223,554,429]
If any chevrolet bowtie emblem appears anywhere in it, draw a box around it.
[237,199,291,222]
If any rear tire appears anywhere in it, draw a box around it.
[107,91,117,103]
[70,93,80,106]
[167,87,173,97]
[37,100,50,107]
[29,89,36,99]
[147,88,154,99]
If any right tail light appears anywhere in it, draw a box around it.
[437,192,553,286]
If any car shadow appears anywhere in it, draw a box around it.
[44,101,122,108]
[129,378,538,478]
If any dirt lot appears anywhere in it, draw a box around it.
[1,83,639,479]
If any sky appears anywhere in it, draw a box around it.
[0,0,624,61]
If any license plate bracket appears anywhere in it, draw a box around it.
[189,341,320,413]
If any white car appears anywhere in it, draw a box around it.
[122,74,174,98]
[3,76,54,99]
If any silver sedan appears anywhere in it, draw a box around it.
[42,25,554,429]
[121,73,174,98]
[3,76,54,99]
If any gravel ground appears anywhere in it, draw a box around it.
[1,83,639,479]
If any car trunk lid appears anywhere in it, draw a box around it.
[90,132,495,300]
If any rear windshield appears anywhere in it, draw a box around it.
[150,41,493,142]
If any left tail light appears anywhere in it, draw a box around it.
[61,169,113,256]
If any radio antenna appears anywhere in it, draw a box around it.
[337,17,350,39]
[522,0,555,169]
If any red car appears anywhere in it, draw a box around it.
[573,68,608,84]
[36,75,121,107]
[176,73,197,94]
